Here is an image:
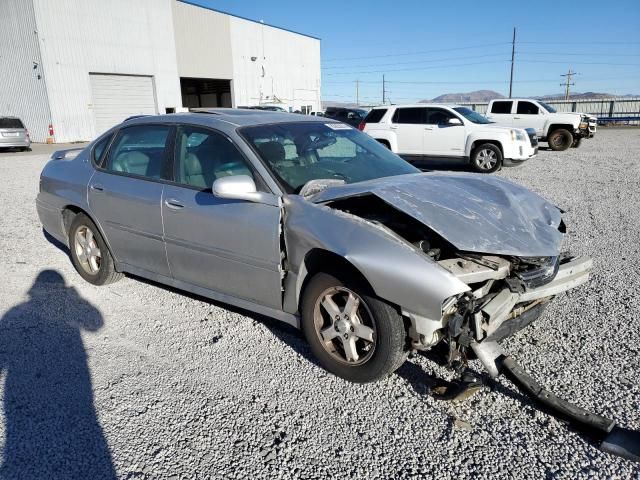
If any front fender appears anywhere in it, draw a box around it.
[282,196,470,320]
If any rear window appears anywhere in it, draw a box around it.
[0,118,25,129]
[490,101,513,114]
[363,109,387,123]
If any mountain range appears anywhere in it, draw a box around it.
[322,90,638,109]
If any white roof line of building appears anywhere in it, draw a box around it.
[177,0,321,41]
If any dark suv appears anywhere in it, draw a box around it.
[324,107,368,127]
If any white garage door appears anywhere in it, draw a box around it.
[90,74,157,135]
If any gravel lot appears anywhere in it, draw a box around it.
[0,129,639,479]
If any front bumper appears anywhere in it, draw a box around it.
[481,256,592,339]
[503,142,537,166]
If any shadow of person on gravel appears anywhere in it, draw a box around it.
[0,270,116,480]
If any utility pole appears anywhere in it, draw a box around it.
[560,68,577,100]
[508,27,516,98]
[382,74,386,104]
[355,80,359,106]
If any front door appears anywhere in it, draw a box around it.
[513,100,545,135]
[423,108,466,157]
[88,123,173,276]
[161,125,283,309]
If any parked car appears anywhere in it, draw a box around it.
[486,98,596,151]
[309,111,325,117]
[324,107,368,127]
[37,109,590,383]
[360,104,537,173]
[0,117,31,151]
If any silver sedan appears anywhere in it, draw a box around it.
[37,109,591,383]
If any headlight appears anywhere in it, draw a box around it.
[510,129,526,141]
[579,122,588,129]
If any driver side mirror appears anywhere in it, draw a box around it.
[212,175,264,203]
[448,117,463,126]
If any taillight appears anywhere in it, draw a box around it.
[357,122,366,131]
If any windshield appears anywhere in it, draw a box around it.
[538,101,556,113]
[240,122,418,193]
[452,107,491,124]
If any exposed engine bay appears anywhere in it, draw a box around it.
[324,194,590,361]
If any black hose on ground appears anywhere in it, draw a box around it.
[501,356,640,462]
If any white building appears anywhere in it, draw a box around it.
[0,0,321,143]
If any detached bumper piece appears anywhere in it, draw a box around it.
[472,341,640,463]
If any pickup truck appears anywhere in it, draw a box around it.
[360,104,537,173]
[485,99,597,151]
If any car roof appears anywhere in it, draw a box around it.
[371,104,459,109]
[121,108,339,128]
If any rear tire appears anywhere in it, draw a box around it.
[68,213,122,285]
[471,143,502,173]
[301,272,407,383]
[376,139,391,149]
[547,128,573,151]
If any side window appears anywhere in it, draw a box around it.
[174,126,255,190]
[426,108,456,125]
[490,101,513,114]
[363,109,387,123]
[516,101,539,115]
[392,107,426,124]
[104,125,171,179]
[92,133,113,166]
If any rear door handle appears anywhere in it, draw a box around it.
[424,126,434,130]
[164,198,185,210]
[90,183,104,192]
[513,116,521,119]
[390,125,398,130]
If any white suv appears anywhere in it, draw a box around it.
[360,104,537,173]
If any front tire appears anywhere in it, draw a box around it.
[547,128,573,151]
[301,273,407,383]
[69,213,122,285]
[471,143,502,173]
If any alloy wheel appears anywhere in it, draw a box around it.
[313,286,376,365]
[74,225,102,274]
[476,149,498,170]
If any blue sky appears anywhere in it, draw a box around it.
[192,0,640,103]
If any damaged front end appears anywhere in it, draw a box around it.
[434,253,591,370]
[317,184,590,356]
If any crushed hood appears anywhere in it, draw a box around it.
[310,172,564,257]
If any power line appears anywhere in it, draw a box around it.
[324,60,509,76]
[322,42,510,62]
[321,53,508,70]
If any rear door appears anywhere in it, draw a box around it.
[423,108,466,157]
[486,100,514,125]
[513,100,544,135]
[161,125,283,309]
[88,123,172,276]
[391,107,426,155]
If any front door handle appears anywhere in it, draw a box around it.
[424,126,434,130]
[513,116,521,119]
[90,183,104,192]
[390,125,398,130]
[164,198,185,210]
